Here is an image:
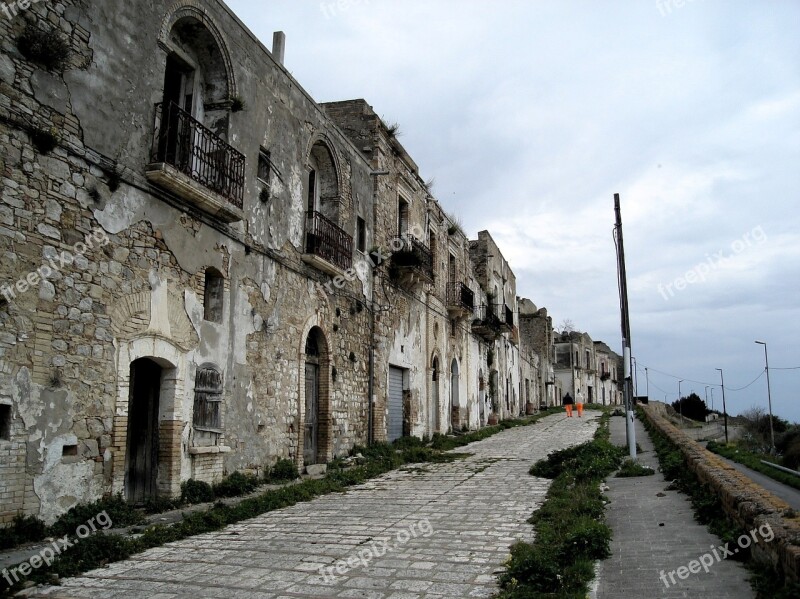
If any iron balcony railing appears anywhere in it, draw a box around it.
[391,235,434,280]
[305,210,353,271]
[151,101,245,209]
[474,304,503,328]
[447,282,475,312]
[492,304,514,330]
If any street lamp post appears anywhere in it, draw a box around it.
[710,388,715,412]
[716,368,728,444]
[705,386,710,416]
[678,380,683,424]
[755,341,776,452]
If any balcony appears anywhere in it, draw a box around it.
[471,304,503,341]
[446,282,475,318]
[389,235,434,287]
[147,102,245,223]
[302,210,353,276]
[490,303,514,333]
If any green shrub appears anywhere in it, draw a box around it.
[141,496,182,514]
[181,479,215,504]
[499,413,620,597]
[50,495,144,537]
[270,459,299,482]
[16,24,71,70]
[615,458,655,477]
[212,471,260,498]
[0,514,47,550]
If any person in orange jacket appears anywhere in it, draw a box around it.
[563,392,574,417]
[576,389,585,417]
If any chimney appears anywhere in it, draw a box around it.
[272,31,286,65]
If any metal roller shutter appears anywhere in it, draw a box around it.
[388,367,404,442]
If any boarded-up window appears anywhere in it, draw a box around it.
[204,268,224,323]
[194,367,223,431]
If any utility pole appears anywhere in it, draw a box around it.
[755,341,776,452]
[614,194,636,459]
[716,368,728,444]
[678,380,683,424]
[710,387,715,412]
[645,367,649,401]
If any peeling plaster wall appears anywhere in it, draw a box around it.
[0,0,375,522]
[0,0,539,525]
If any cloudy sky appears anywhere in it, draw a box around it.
[227,0,800,422]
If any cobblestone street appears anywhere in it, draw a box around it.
[25,412,598,599]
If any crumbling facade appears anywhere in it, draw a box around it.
[0,0,623,524]
[554,331,623,406]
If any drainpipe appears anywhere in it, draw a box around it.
[368,168,389,445]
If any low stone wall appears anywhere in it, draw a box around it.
[642,405,800,581]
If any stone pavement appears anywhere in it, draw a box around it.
[23,411,599,599]
[594,415,754,599]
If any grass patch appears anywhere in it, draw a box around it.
[498,412,624,597]
[706,441,800,491]
[640,409,800,598]
[615,458,655,478]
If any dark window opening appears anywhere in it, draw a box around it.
[0,404,10,440]
[62,444,78,457]
[305,334,320,358]
[307,169,317,213]
[356,217,366,253]
[194,367,223,431]
[203,268,224,323]
[257,149,271,183]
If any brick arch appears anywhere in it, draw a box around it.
[111,336,189,499]
[297,316,332,471]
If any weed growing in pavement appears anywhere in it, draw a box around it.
[615,458,655,477]
[498,412,623,597]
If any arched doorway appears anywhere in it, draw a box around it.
[303,327,330,467]
[450,358,460,431]
[431,356,440,435]
[125,358,162,503]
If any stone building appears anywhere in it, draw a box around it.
[0,0,611,525]
[554,331,624,406]
[519,299,557,408]
[593,341,623,406]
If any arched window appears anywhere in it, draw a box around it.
[203,268,224,323]
[194,366,223,431]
